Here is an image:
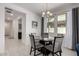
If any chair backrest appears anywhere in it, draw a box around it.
[29,34,36,48]
[53,35,64,52]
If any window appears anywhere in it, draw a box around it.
[47,17,55,33]
[57,14,66,34]
[46,13,66,35]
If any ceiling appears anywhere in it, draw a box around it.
[5,7,25,22]
[15,3,65,16]
[5,3,79,20]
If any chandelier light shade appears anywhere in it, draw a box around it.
[42,11,45,16]
[42,11,53,17]
[47,11,50,15]
[50,13,53,16]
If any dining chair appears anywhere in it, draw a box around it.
[45,35,64,56]
[29,34,43,56]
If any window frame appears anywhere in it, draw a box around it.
[57,13,67,34]
[47,17,55,34]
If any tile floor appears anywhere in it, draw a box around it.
[5,37,30,56]
[0,37,77,56]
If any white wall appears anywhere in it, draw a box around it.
[24,10,41,47]
[12,18,18,39]
[0,4,5,53]
[5,21,11,36]
[5,21,14,38]
[26,12,41,35]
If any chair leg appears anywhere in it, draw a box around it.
[43,54,44,56]
[59,51,62,56]
[52,52,54,56]
[30,47,32,55]
[34,49,36,56]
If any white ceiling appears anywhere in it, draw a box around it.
[5,3,79,20]
[15,3,65,16]
[5,7,25,22]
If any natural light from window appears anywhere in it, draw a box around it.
[47,18,55,33]
[57,14,66,34]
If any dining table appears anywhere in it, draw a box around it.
[39,38,53,46]
[39,35,64,45]
[38,35,64,55]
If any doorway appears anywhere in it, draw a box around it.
[5,7,26,55]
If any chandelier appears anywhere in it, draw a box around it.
[41,3,53,17]
[42,11,53,17]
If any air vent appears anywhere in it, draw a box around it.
[5,7,13,13]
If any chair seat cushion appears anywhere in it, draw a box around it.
[45,43,61,52]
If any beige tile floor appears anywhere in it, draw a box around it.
[62,48,77,56]
[5,37,30,56]
[0,37,77,56]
